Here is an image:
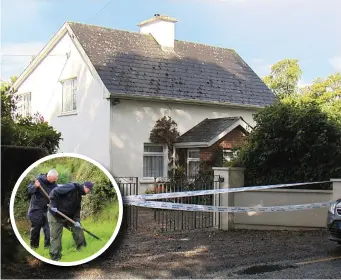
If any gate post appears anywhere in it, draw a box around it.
[331,179,341,201]
[213,167,245,231]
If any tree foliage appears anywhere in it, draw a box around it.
[231,102,341,188]
[75,161,117,219]
[2,76,63,266]
[149,116,180,166]
[14,158,117,220]
[282,72,341,125]
[264,59,341,124]
[1,77,62,153]
[263,59,302,99]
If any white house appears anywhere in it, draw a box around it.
[11,14,277,192]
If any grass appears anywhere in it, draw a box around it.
[17,201,119,262]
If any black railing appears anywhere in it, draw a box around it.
[150,175,220,232]
[115,177,138,232]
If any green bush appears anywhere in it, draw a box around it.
[14,168,37,219]
[1,78,64,269]
[2,146,48,214]
[231,102,341,189]
[13,158,114,220]
[1,82,62,154]
[1,145,48,267]
[13,165,73,220]
[75,161,117,219]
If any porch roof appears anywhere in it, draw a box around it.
[174,117,253,148]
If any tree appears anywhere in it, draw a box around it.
[1,77,62,153]
[1,76,63,268]
[149,116,180,167]
[263,59,302,99]
[282,72,341,124]
[231,102,341,187]
[1,77,18,116]
[263,58,341,124]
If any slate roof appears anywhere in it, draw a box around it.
[68,22,277,107]
[175,117,249,144]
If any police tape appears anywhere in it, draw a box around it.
[124,200,332,213]
[123,181,331,202]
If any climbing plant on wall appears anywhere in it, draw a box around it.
[149,116,180,168]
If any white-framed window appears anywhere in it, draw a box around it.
[143,143,166,178]
[187,149,200,177]
[223,149,238,163]
[61,78,77,113]
[17,92,31,117]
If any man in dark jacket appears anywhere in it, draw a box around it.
[27,169,59,249]
[47,181,94,261]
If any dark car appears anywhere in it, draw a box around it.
[327,198,341,245]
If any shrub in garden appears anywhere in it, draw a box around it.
[1,145,48,268]
[13,162,74,219]
[75,161,117,219]
[230,102,341,188]
[1,78,63,271]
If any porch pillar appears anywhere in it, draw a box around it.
[331,179,341,201]
[213,167,245,231]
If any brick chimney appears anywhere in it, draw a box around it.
[138,14,178,51]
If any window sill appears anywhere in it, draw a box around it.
[140,178,155,184]
[140,177,172,184]
[58,111,78,117]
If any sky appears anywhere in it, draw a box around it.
[1,0,340,85]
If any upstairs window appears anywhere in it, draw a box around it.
[61,78,77,113]
[17,92,31,117]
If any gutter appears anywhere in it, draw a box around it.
[174,142,208,148]
[108,93,267,111]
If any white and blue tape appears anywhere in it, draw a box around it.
[122,180,332,213]
[123,181,331,202]
[126,200,331,213]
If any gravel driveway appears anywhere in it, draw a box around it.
[4,223,341,279]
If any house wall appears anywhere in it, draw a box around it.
[15,32,111,170]
[109,99,258,192]
[177,127,247,175]
[200,127,247,162]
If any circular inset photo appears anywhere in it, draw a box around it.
[9,153,123,266]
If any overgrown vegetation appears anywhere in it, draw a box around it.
[14,157,117,220]
[263,59,303,99]
[148,116,223,202]
[12,156,119,262]
[75,161,117,219]
[17,202,119,262]
[263,59,341,125]
[230,102,341,188]
[149,116,180,167]
[1,77,62,153]
[228,59,341,188]
[2,77,64,271]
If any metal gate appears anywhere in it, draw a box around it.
[152,175,221,232]
[115,177,138,231]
